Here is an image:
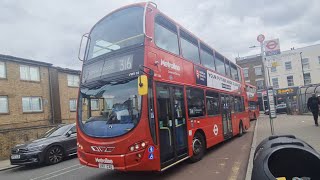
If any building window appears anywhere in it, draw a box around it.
[206,91,220,116]
[154,16,179,55]
[287,76,294,86]
[67,74,80,87]
[0,96,9,113]
[91,99,99,110]
[254,66,262,76]
[22,97,42,112]
[0,61,6,78]
[256,80,264,90]
[271,66,277,72]
[272,78,279,88]
[186,87,205,117]
[304,73,311,85]
[69,99,77,112]
[20,65,40,81]
[243,68,249,78]
[285,61,292,70]
[301,58,309,70]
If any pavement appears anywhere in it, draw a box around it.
[245,113,320,180]
[0,159,17,171]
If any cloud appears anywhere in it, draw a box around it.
[0,0,319,69]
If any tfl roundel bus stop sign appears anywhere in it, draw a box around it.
[264,39,281,56]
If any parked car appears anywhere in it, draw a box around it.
[10,123,77,166]
[276,104,287,114]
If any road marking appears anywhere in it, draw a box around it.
[29,164,81,180]
[228,161,241,180]
[39,166,84,180]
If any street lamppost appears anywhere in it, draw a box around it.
[300,52,305,86]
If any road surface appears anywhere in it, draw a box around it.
[0,121,255,180]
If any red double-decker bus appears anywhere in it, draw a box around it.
[76,2,250,172]
[246,83,259,120]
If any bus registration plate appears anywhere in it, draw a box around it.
[98,163,114,170]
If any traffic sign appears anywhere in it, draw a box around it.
[264,39,281,56]
[266,40,278,50]
[257,34,265,43]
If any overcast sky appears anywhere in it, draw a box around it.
[1,0,320,70]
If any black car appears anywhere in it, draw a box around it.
[10,123,77,166]
[276,104,287,114]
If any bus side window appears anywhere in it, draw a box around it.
[225,59,231,77]
[206,91,220,116]
[234,96,241,112]
[200,43,215,71]
[180,29,200,64]
[237,67,242,82]
[186,87,205,118]
[215,52,226,75]
[154,15,179,55]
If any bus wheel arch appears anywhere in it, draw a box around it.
[189,130,206,163]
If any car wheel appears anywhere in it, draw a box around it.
[45,146,64,165]
[189,132,205,163]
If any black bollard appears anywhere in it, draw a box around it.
[252,135,320,180]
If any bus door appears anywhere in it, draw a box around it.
[221,94,233,138]
[156,83,188,168]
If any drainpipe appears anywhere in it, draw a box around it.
[48,66,55,124]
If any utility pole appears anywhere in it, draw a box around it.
[300,52,305,86]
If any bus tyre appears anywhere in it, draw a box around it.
[238,122,244,137]
[190,132,205,163]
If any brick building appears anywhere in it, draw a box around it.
[236,54,266,111]
[50,67,81,124]
[0,55,53,129]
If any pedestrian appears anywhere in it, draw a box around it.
[318,94,320,116]
[307,93,320,126]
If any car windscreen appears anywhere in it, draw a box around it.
[42,125,70,138]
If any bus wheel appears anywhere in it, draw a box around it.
[189,132,205,163]
[238,122,244,137]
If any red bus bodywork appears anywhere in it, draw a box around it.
[246,83,259,120]
[77,2,250,172]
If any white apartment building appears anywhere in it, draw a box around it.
[265,44,320,89]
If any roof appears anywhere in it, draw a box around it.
[0,54,52,67]
[53,66,81,75]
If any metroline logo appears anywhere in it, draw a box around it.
[160,59,181,71]
[95,158,113,164]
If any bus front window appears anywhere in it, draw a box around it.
[87,6,144,59]
[79,78,141,138]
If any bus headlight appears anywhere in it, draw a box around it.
[129,141,148,152]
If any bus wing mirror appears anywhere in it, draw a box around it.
[138,75,148,96]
